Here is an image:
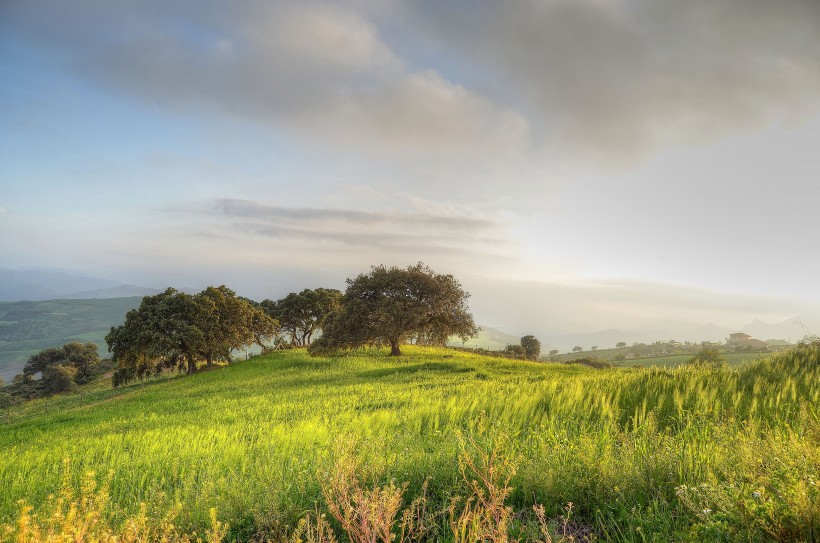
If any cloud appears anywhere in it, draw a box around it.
[4,0,528,157]
[204,198,509,256]
[395,0,820,165]
[213,198,498,231]
[5,0,819,195]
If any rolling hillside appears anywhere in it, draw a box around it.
[1,346,817,542]
[0,297,142,380]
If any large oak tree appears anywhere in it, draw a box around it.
[310,263,478,356]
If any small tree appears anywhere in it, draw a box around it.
[22,342,101,392]
[572,346,583,353]
[688,347,725,368]
[41,364,78,394]
[520,335,541,361]
[504,344,525,358]
[616,341,627,349]
[0,390,12,414]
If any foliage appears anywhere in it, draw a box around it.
[261,289,341,348]
[24,342,101,385]
[520,335,541,361]
[311,263,478,356]
[504,344,525,358]
[1,463,227,543]
[106,287,278,386]
[565,357,612,370]
[5,342,102,399]
[688,347,725,368]
[0,391,11,413]
[571,346,583,353]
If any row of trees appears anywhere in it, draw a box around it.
[106,286,279,386]
[106,264,477,386]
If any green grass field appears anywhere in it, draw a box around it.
[1,346,818,542]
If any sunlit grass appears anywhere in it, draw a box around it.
[1,344,818,541]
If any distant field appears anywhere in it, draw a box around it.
[0,345,817,541]
[616,351,769,368]
[0,297,141,380]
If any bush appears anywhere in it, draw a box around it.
[565,357,612,370]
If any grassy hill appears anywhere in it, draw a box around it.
[0,297,142,381]
[1,345,818,542]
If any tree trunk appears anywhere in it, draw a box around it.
[187,352,197,375]
[390,340,402,356]
[206,354,214,367]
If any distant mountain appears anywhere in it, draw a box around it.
[741,318,805,343]
[0,269,121,301]
[64,284,162,299]
[0,268,175,302]
[643,319,734,343]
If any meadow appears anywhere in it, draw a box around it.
[0,345,818,542]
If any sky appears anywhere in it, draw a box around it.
[2,0,820,337]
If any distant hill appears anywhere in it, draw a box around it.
[0,269,121,301]
[741,318,805,344]
[63,284,162,299]
[449,325,521,351]
[0,297,143,380]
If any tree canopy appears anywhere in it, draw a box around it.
[310,263,478,356]
[5,342,104,398]
[520,335,541,361]
[106,286,278,386]
[261,288,341,347]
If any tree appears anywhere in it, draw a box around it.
[688,347,725,368]
[616,342,627,349]
[505,344,525,358]
[40,364,78,394]
[0,390,12,415]
[107,286,277,386]
[22,342,101,391]
[310,263,478,356]
[549,349,559,356]
[572,346,583,353]
[520,335,541,361]
[262,288,342,347]
[591,345,598,351]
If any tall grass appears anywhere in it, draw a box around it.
[1,344,818,541]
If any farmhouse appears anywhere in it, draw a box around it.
[727,332,767,349]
